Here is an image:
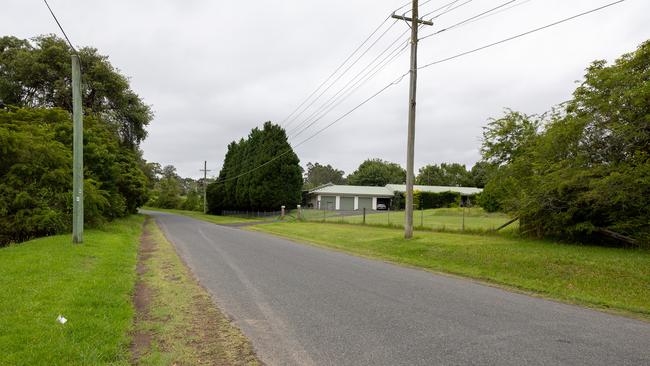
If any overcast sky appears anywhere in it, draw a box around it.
[3,0,649,178]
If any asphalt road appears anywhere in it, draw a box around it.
[147,211,650,366]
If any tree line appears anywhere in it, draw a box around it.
[478,41,649,247]
[0,35,153,245]
[304,158,486,189]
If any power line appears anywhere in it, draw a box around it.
[423,0,473,20]
[418,0,627,70]
[284,20,400,128]
[42,0,78,53]
[284,0,449,129]
[286,31,410,138]
[420,0,521,40]
[458,0,534,28]
[289,41,410,140]
[281,17,393,127]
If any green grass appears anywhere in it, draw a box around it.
[298,207,516,232]
[0,215,145,365]
[142,207,263,225]
[249,222,650,319]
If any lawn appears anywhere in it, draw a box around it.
[299,207,515,232]
[141,207,264,225]
[0,215,145,365]
[250,222,650,319]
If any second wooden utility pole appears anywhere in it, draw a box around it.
[200,161,211,214]
[392,1,432,239]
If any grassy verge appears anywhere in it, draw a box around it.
[132,218,260,365]
[0,215,145,365]
[249,222,650,320]
[141,207,262,225]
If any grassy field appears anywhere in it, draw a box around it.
[298,207,516,232]
[250,222,650,319]
[133,219,259,365]
[0,215,145,365]
[142,207,264,225]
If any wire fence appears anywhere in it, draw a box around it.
[217,207,517,233]
[292,207,517,233]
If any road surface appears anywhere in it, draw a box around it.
[147,211,650,366]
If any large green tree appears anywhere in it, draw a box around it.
[347,159,405,186]
[207,122,302,213]
[304,162,345,189]
[416,163,473,186]
[480,40,650,246]
[0,35,153,148]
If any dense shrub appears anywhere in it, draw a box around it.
[0,107,148,245]
[480,41,650,247]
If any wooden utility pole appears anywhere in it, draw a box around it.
[392,1,432,239]
[71,54,84,244]
[200,161,211,214]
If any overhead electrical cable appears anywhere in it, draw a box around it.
[420,0,521,40]
[418,0,627,70]
[288,41,410,140]
[286,31,410,137]
[281,17,393,127]
[42,0,78,53]
[283,19,400,128]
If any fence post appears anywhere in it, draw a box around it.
[363,208,366,225]
[281,206,285,220]
[323,209,326,222]
[462,205,465,232]
[387,208,390,225]
[421,207,424,228]
[297,205,302,220]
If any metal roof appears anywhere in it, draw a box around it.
[385,184,483,195]
[309,185,394,197]
[309,184,482,196]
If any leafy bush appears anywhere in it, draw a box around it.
[480,41,650,247]
[0,107,148,245]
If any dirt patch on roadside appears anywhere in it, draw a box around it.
[131,220,156,363]
[131,217,261,365]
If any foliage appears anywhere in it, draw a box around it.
[417,191,461,209]
[469,161,495,188]
[0,35,153,149]
[416,163,473,186]
[304,162,345,189]
[480,41,650,246]
[0,107,148,245]
[180,189,201,212]
[152,165,182,209]
[347,159,405,186]
[207,122,302,213]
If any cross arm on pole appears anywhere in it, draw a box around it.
[391,12,434,26]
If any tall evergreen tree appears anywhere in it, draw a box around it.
[207,122,302,213]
